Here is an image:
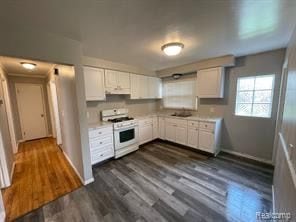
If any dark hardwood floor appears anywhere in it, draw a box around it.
[15,140,273,222]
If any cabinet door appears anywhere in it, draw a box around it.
[130,74,140,99]
[159,117,165,139]
[117,71,130,90]
[139,123,153,145]
[105,69,118,89]
[188,127,199,148]
[197,67,224,98]
[199,130,215,152]
[175,125,187,145]
[165,123,175,142]
[83,66,105,101]
[155,78,162,98]
[153,116,158,139]
[148,77,155,98]
[140,75,149,98]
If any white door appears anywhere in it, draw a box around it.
[165,123,175,142]
[16,84,47,140]
[83,66,105,101]
[188,127,199,148]
[199,130,214,151]
[175,125,187,145]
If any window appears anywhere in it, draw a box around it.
[235,75,275,118]
[163,79,197,109]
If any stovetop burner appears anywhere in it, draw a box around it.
[108,117,134,123]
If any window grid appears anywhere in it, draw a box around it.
[235,75,275,118]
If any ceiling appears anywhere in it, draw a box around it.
[0,57,55,78]
[0,0,296,70]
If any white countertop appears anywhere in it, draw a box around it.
[88,121,113,129]
[135,113,222,123]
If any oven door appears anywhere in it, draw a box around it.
[114,125,139,150]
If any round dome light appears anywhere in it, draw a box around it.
[21,62,36,70]
[161,42,184,56]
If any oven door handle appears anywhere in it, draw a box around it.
[114,125,138,132]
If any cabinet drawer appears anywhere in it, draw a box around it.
[199,122,215,131]
[188,121,199,128]
[139,118,153,126]
[91,147,114,164]
[89,127,113,138]
[89,136,113,150]
[165,118,187,127]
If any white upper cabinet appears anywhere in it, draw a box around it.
[83,66,106,101]
[196,67,224,98]
[105,69,130,94]
[148,77,162,99]
[131,74,162,99]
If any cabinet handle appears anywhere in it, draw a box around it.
[98,132,102,134]
[99,142,103,144]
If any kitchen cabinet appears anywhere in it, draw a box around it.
[88,125,114,165]
[198,121,222,155]
[197,67,224,98]
[158,117,165,140]
[165,118,187,145]
[148,77,162,99]
[83,66,105,101]
[131,74,162,99]
[139,118,153,145]
[105,69,130,94]
[130,74,148,99]
[187,121,199,149]
[152,116,158,139]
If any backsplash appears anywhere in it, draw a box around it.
[86,95,160,123]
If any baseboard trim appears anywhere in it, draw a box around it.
[272,185,275,213]
[10,162,15,182]
[62,151,94,186]
[221,149,273,165]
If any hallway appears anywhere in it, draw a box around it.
[1,138,82,221]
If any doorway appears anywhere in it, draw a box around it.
[15,83,48,141]
[0,56,82,221]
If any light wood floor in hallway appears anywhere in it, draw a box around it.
[1,138,82,221]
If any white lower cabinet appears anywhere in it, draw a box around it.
[158,117,166,140]
[163,118,221,155]
[198,130,215,152]
[152,116,158,139]
[165,118,188,145]
[88,125,114,165]
[187,127,199,149]
[165,122,176,142]
[139,118,153,145]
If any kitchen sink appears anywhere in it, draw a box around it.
[171,113,192,117]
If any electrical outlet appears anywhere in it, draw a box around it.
[86,111,90,119]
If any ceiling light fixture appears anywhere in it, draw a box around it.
[21,62,36,70]
[161,42,184,56]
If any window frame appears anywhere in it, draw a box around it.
[234,74,275,119]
